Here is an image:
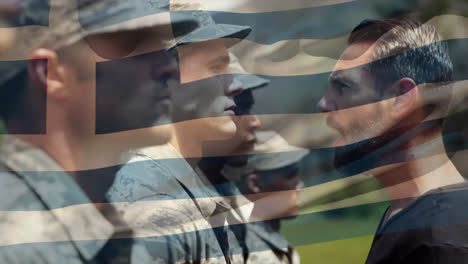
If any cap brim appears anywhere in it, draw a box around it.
[235,74,270,90]
[83,11,198,38]
[254,149,309,171]
[176,23,251,47]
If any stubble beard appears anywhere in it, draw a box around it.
[334,115,395,175]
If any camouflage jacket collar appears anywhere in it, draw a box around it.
[194,166,233,218]
[138,143,231,219]
[0,135,115,261]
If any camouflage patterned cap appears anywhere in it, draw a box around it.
[170,1,251,47]
[222,131,309,181]
[0,0,198,85]
[172,11,251,47]
[229,53,270,90]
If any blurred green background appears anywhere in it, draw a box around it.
[281,198,389,264]
[278,169,391,264]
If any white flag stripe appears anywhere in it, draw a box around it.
[229,15,468,77]
[0,189,355,245]
[0,168,435,247]
[0,151,464,246]
[0,202,112,247]
[230,39,340,76]
[6,79,468,171]
[2,11,465,77]
[427,14,468,40]
[195,0,356,13]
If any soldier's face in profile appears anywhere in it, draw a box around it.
[173,39,238,139]
[231,90,261,154]
[60,25,177,143]
[318,42,393,169]
[224,89,261,165]
[202,89,261,161]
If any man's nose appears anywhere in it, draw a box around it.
[246,114,261,130]
[226,76,244,97]
[317,92,337,112]
[152,52,179,83]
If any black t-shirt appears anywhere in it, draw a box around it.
[366,182,468,264]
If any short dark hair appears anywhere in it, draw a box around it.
[349,18,453,118]
[0,69,27,120]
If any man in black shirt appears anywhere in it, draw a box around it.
[317,18,468,263]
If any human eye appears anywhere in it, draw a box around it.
[210,63,227,75]
[334,80,350,94]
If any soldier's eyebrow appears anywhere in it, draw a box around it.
[329,71,354,87]
[208,54,230,67]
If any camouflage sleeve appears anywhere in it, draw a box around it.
[107,159,186,203]
[108,159,205,263]
[127,194,204,264]
[0,172,83,263]
[0,246,42,264]
[0,243,84,264]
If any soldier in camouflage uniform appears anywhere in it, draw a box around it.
[106,4,258,263]
[223,131,309,264]
[196,52,270,262]
[0,0,198,262]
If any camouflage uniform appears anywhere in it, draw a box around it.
[107,143,240,263]
[221,131,308,264]
[227,192,299,264]
[218,185,300,264]
[104,4,251,263]
[0,135,153,263]
[195,167,248,264]
[243,222,300,264]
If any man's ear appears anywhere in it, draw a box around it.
[28,48,66,99]
[246,173,261,194]
[390,78,418,121]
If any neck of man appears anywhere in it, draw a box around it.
[17,119,123,206]
[170,124,202,168]
[198,157,227,184]
[374,125,464,211]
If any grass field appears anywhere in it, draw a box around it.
[280,202,389,264]
[294,235,374,264]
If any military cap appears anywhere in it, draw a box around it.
[229,52,270,90]
[222,131,310,180]
[0,0,198,85]
[170,0,251,47]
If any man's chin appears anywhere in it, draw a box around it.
[333,132,397,175]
